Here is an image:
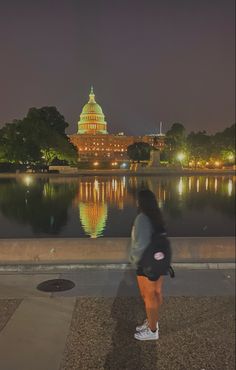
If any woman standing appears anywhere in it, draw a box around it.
[129,189,166,341]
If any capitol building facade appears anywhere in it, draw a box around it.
[70,87,165,162]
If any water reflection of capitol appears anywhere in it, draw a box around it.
[72,176,234,238]
[74,177,133,238]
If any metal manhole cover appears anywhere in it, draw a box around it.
[37,279,75,292]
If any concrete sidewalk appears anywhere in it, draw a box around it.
[0,268,235,370]
[0,267,235,298]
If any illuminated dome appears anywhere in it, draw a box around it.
[78,87,108,134]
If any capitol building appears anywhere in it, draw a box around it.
[70,87,165,162]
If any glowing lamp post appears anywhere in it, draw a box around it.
[176,152,185,167]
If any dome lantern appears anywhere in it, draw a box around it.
[89,86,96,103]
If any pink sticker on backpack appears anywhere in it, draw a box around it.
[154,252,165,260]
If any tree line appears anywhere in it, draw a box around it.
[0,108,235,168]
[0,106,78,167]
[127,122,235,166]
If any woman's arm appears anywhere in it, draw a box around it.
[129,213,152,266]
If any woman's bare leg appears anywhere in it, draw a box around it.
[155,276,163,307]
[143,280,159,331]
[137,276,164,331]
[137,275,146,302]
[142,277,164,331]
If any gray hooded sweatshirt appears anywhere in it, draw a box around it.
[129,212,153,267]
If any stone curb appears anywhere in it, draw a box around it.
[0,169,235,178]
[0,262,235,274]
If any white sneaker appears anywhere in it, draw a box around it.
[136,319,159,332]
[134,327,159,341]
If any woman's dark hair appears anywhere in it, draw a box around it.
[137,189,165,233]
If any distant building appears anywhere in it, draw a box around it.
[69,87,165,161]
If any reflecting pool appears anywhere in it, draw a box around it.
[0,175,235,238]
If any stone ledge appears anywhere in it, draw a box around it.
[0,237,234,265]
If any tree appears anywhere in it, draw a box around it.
[165,123,186,147]
[211,123,235,162]
[164,123,187,163]
[41,132,78,165]
[0,121,41,164]
[213,123,235,150]
[127,142,152,162]
[23,106,77,164]
[187,131,211,165]
[26,106,69,135]
[30,120,78,165]
[0,107,78,165]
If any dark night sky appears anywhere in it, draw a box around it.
[0,0,235,135]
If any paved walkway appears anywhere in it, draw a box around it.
[0,268,235,370]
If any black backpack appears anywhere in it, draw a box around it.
[139,233,175,281]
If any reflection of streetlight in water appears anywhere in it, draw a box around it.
[228,179,233,196]
[94,179,99,191]
[178,177,183,196]
[196,179,200,193]
[23,176,33,186]
[188,177,192,191]
[23,176,33,205]
[122,176,126,187]
[112,179,118,191]
[214,178,218,193]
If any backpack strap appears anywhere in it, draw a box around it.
[168,266,175,278]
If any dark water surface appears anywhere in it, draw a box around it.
[0,175,235,238]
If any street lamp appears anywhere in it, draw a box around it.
[177,153,185,162]
[176,152,186,168]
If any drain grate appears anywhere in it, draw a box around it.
[37,279,75,292]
